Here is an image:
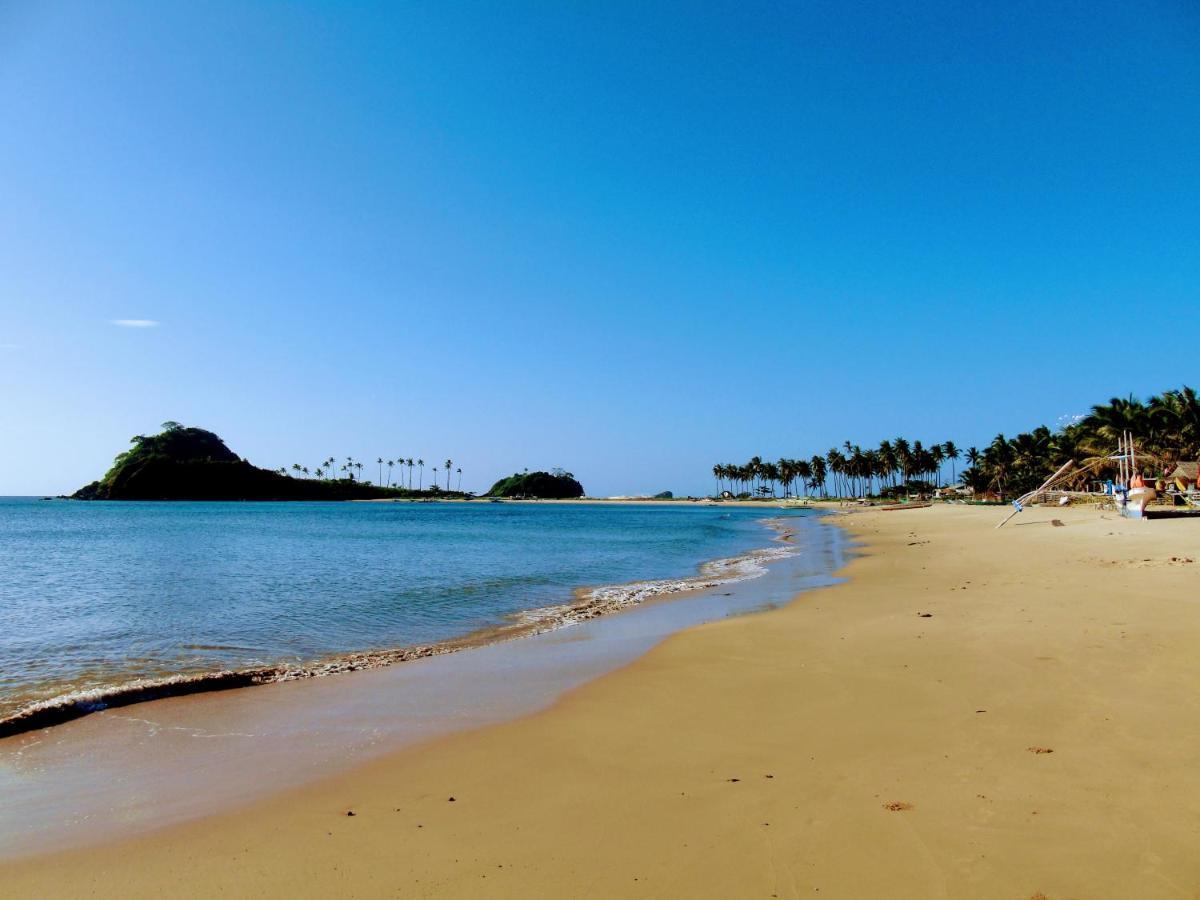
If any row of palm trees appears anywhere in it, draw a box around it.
[277,456,463,492]
[715,385,1200,501]
[713,440,960,499]
[961,386,1200,498]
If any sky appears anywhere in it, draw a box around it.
[1,1,1197,496]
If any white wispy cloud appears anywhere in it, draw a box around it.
[111,319,160,328]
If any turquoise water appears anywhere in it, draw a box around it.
[0,498,812,721]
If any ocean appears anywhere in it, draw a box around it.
[0,498,822,728]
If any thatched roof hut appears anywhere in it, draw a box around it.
[1166,461,1198,489]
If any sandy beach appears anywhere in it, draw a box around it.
[5,504,1200,898]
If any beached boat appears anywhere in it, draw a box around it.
[1113,432,1156,519]
[1118,476,1156,519]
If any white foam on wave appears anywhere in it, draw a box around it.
[515,519,800,632]
[0,518,805,738]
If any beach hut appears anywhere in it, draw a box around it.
[1165,461,1199,493]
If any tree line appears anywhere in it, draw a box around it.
[714,385,1199,501]
[277,456,463,492]
[960,386,1200,498]
[713,440,958,499]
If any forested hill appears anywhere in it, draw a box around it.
[72,423,404,501]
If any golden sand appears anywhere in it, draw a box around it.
[4,505,1199,898]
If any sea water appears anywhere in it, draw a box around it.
[0,498,848,858]
[0,498,813,723]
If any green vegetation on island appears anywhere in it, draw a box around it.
[72,423,468,501]
[485,469,585,499]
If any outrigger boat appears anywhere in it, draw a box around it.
[1113,431,1156,519]
[995,430,1157,527]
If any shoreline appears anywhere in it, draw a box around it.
[0,512,847,861]
[7,505,1200,896]
[0,515,805,740]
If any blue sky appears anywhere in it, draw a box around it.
[1,1,1197,495]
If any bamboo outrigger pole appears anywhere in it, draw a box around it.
[996,460,1076,529]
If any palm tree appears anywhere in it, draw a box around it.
[930,444,944,488]
[431,466,438,489]
[985,434,1013,497]
[1079,395,1150,455]
[377,457,384,485]
[302,466,309,478]
[444,459,453,490]
[876,440,896,490]
[893,437,912,487]
[809,455,827,497]
[417,459,424,490]
[387,459,395,487]
[456,467,462,492]
[795,458,811,497]
[942,441,959,485]
[355,462,364,482]
[760,461,780,497]
[291,463,302,478]
[825,448,845,497]
[315,467,324,480]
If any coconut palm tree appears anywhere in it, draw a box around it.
[377,458,384,485]
[417,459,424,490]
[444,459,453,490]
[942,441,959,485]
[893,438,912,487]
[759,461,779,497]
[809,455,827,497]
[387,459,395,487]
[795,458,811,497]
[456,467,462,491]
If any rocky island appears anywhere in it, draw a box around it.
[73,423,412,501]
[485,469,585,499]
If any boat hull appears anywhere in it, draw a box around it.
[1120,487,1157,518]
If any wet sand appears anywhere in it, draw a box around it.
[0,514,845,859]
[5,504,1200,898]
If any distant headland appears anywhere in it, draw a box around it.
[71,422,585,501]
[72,423,461,501]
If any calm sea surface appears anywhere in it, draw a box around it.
[0,498,810,719]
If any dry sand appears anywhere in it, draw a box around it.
[4,504,1200,898]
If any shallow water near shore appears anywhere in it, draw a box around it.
[0,498,781,724]
[0,505,846,859]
